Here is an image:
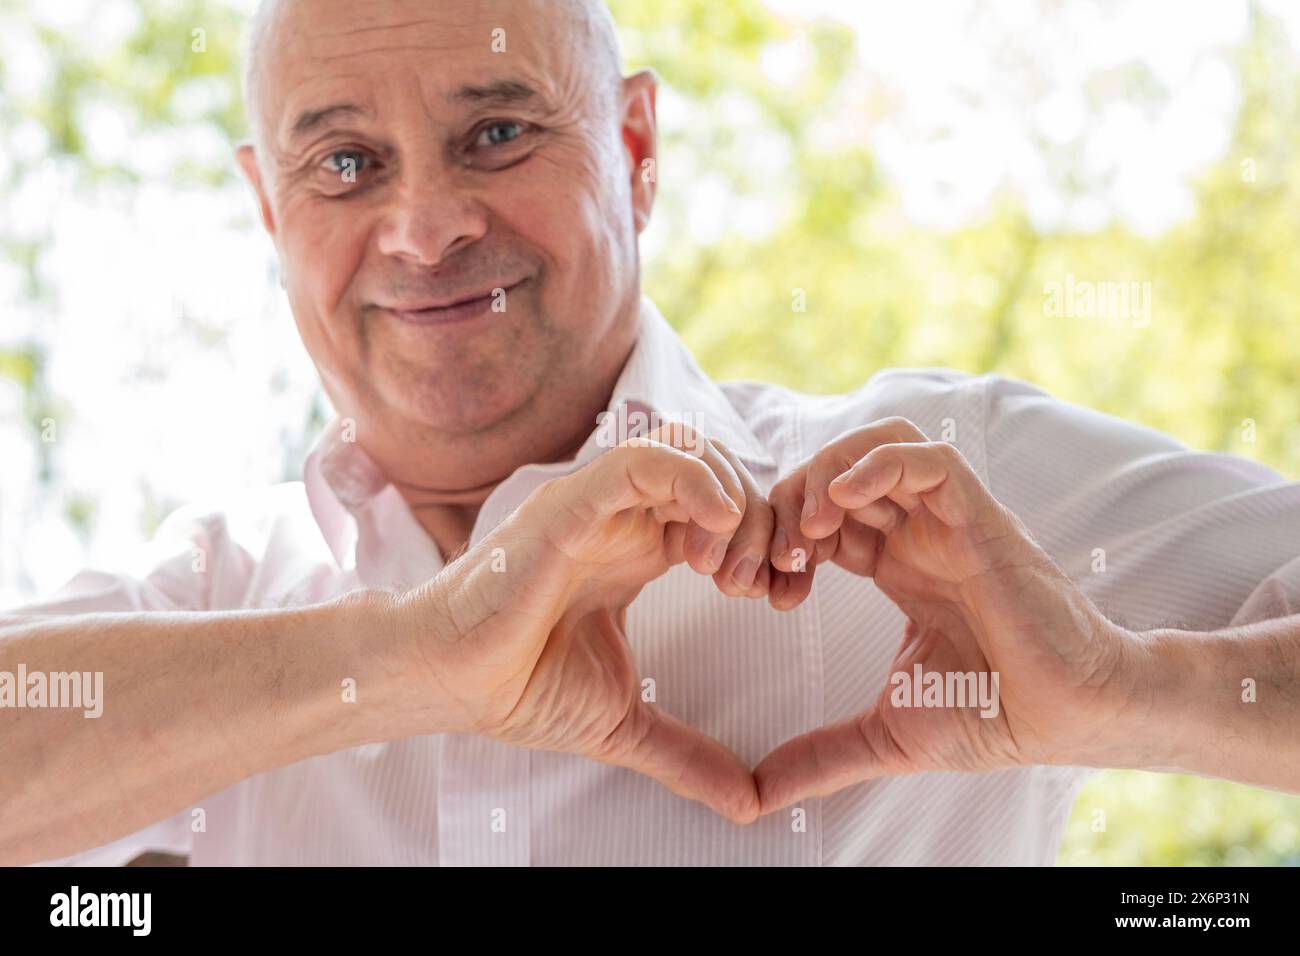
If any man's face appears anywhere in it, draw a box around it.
[239,0,654,464]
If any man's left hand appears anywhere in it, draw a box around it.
[757,419,1141,812]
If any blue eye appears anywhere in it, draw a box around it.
[478,122,523,147]
[324,150,368,175]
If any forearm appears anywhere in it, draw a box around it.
[0,587,422,864]
[1114,614,1300,792]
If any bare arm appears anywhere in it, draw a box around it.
[2,429,773,862]
[1113,614,1300,793]
[0,589,420,865]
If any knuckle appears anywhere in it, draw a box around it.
[769,470,806,501]
[880,416,927,441]
[606,442,646,473]
[742,498,777,532]
[613,436,653,456]
[648,420,703,456]
[808,446,845,482]
[732,522,771,551]
[932,440,963,464]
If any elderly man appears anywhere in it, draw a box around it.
[3,0,1299,867]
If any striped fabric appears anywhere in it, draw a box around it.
[22,295,1300,866]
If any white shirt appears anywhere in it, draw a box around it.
[16,296,1300,866]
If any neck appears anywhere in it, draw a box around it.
[387,474,490,561]
[390,419,595,561]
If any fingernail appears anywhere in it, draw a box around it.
[732,553,760,589]
[708,538,728,572]
[772,527,788,558]
[801,491,818,522]
[718,489,742,514]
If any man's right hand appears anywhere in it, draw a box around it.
[0,425,767,865]
[387,425,769,824]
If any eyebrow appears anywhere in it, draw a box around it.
[286,81,539,141]
[290,103,368,137]
[449,79,539,106]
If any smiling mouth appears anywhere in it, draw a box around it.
[384,279,527,327]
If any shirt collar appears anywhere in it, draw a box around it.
[596,295,774,470]
[302,294,773,572]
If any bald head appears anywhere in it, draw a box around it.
[242,0,624,146]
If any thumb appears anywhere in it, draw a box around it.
[598,699,760,826]
[753,705,905,814]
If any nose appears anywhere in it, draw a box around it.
[374,161,490,267]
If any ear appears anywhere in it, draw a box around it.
[619,69,658,235]
[235,141,277,236]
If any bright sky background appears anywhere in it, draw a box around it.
[3,0,1298,603]
[761,0,1299,234]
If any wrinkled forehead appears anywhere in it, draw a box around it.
[249,0,614,144]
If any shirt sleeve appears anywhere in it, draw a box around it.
[1228,554,1300,626]
[3,504,256,622]
[980,374,1300,633]
[2,504,246,866]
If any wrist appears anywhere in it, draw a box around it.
[1081,623,1202,773]
[322,583,462,742]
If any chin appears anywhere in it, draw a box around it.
[385,368,543,436]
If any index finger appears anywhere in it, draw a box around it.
[595,439,744,533]
[598,699,761,825]
[801,418,929,540]
[828,440,991,529]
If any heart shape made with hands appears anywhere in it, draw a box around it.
[429,418,1122,825]
[747,418,1123,816]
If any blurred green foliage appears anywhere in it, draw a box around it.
[1062,772,1300,866]
[618,0,1300,476]
[2,0,1296,864]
